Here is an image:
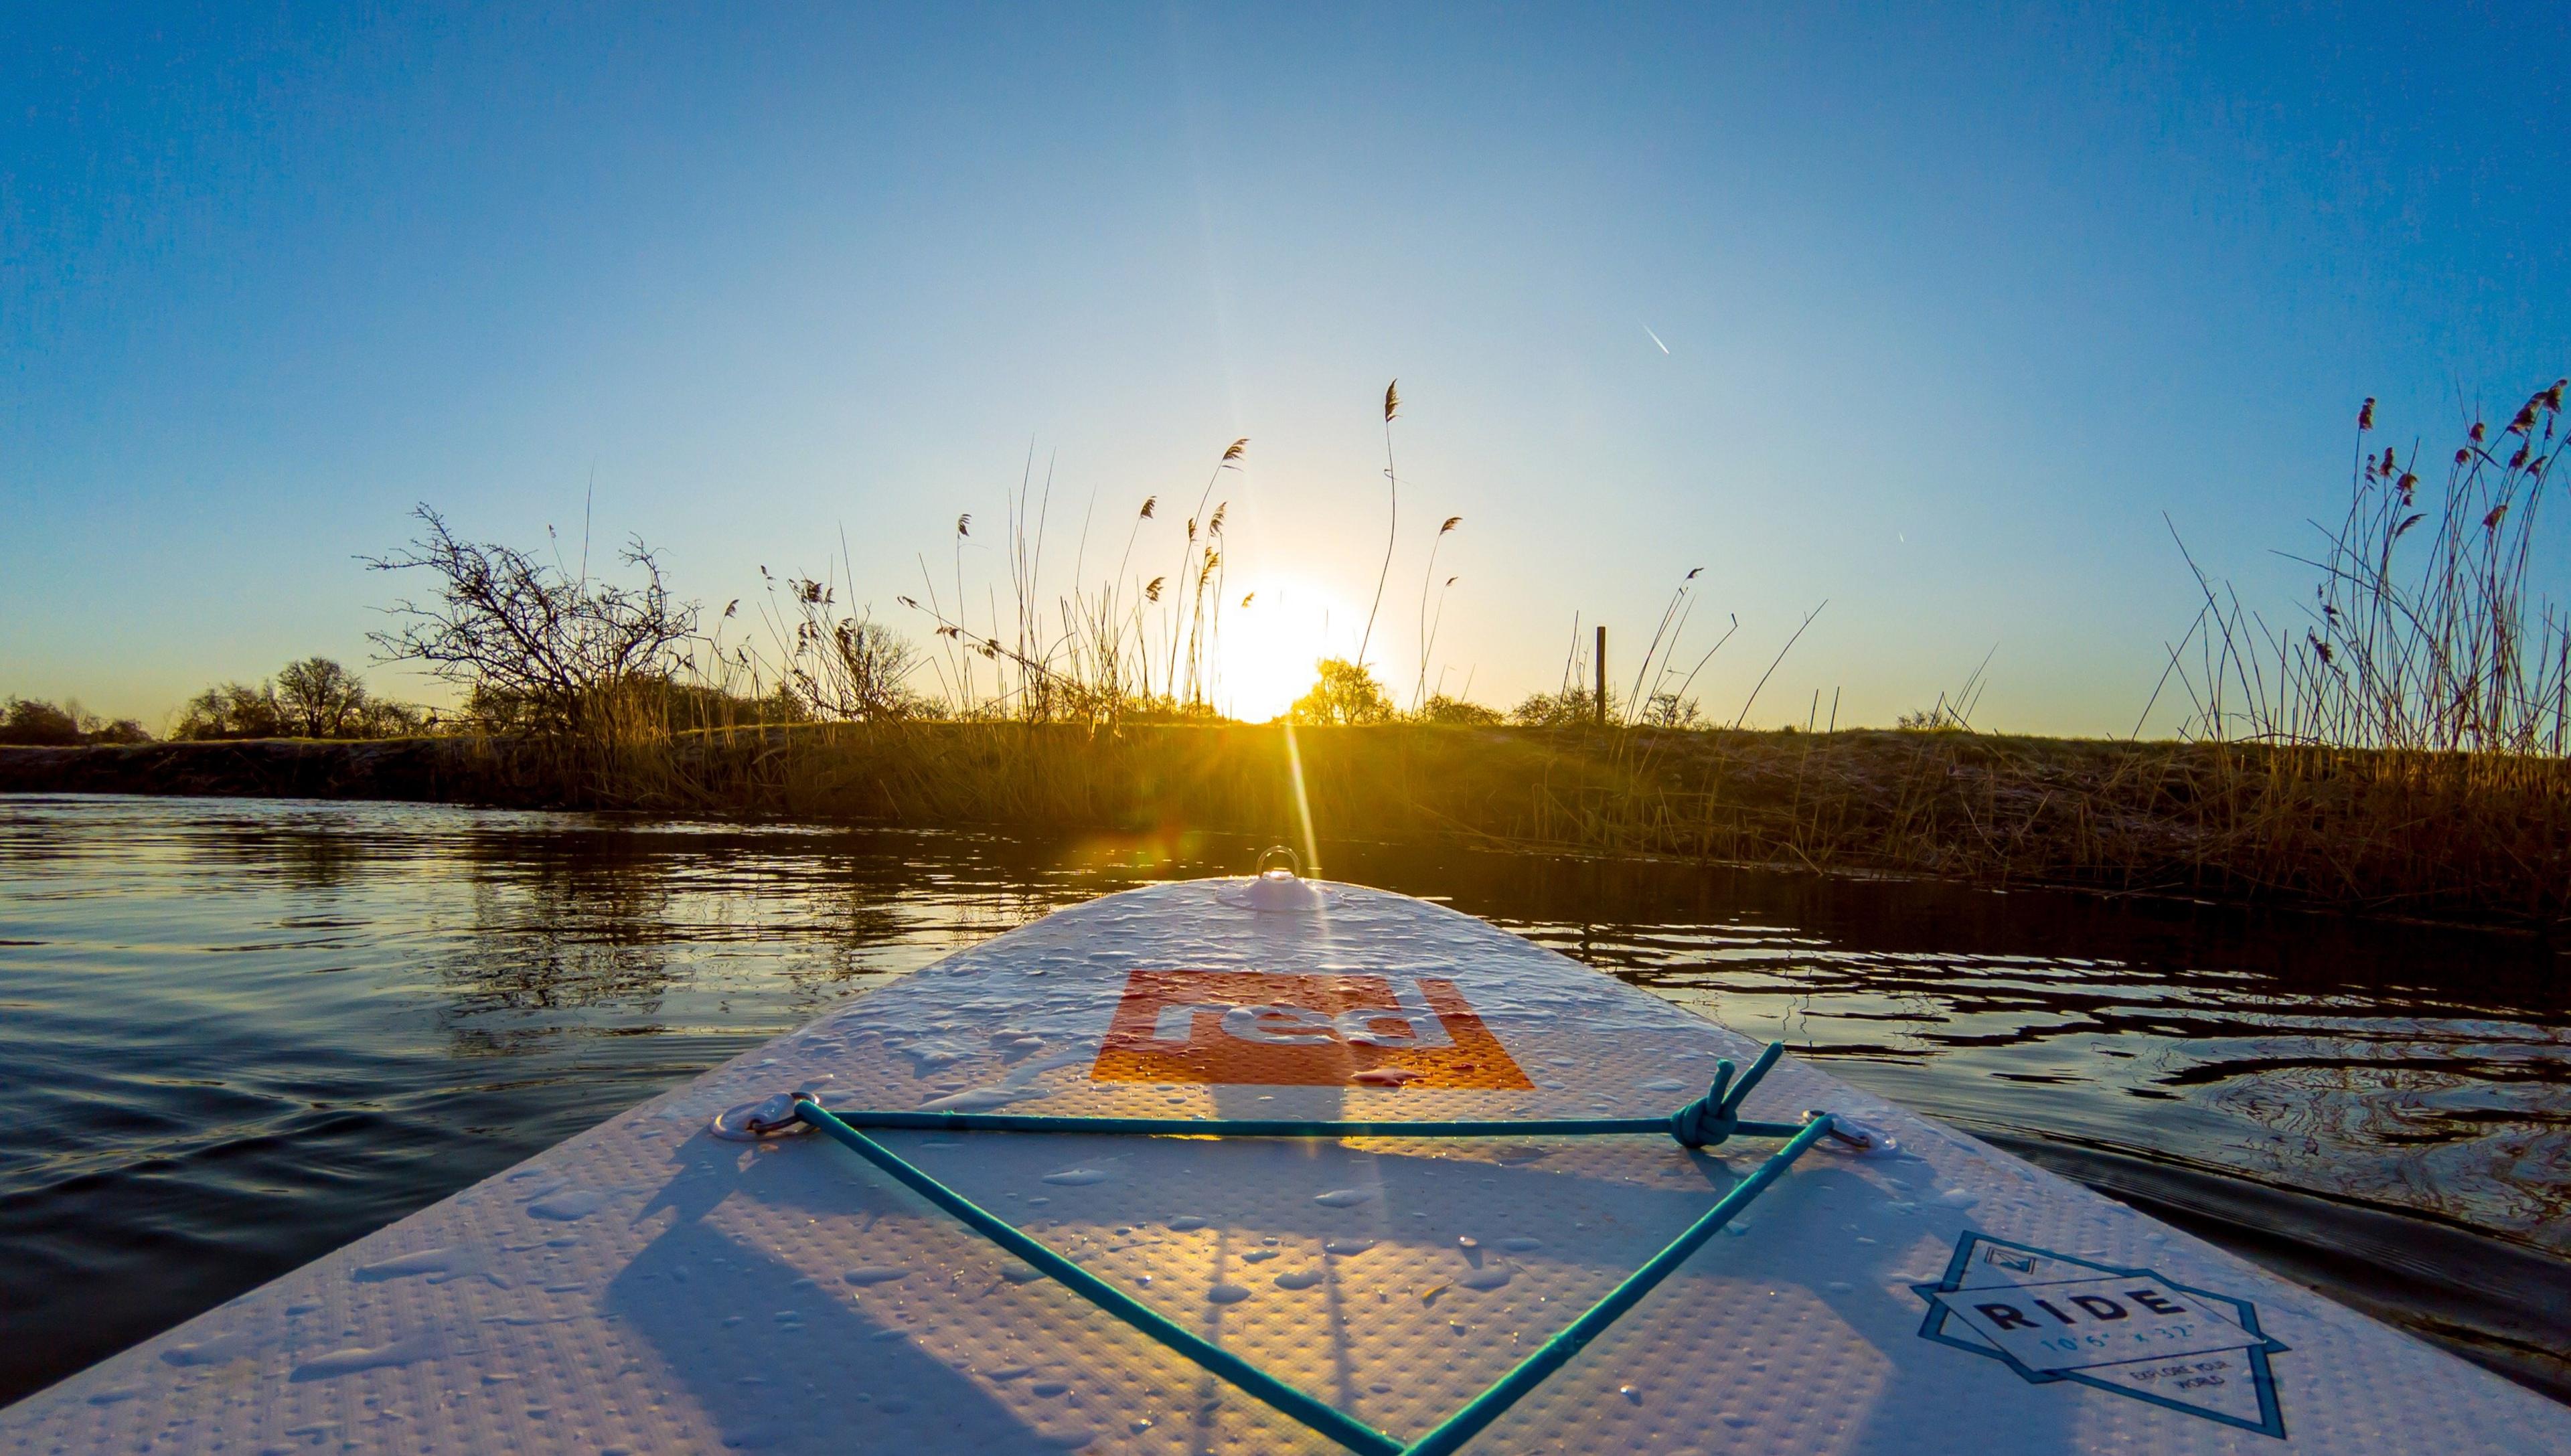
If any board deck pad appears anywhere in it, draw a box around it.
[6,878,2565,1454]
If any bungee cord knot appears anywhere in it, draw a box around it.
[1667,1039,1786,1148]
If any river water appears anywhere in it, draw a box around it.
[0,794,2564,1408]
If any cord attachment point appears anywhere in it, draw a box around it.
[1806,1109,1895,1155]
[710,1090,818,1141]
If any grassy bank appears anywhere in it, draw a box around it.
[9,724,2570,932]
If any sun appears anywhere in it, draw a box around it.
[1208,576,1350,721]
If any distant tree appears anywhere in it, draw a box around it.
[1414,694,1502,726]
[768,574,926,721]
[1508,686,1617,726]
[1290,658,1397,724]
[275,657,370,738]
[0,697,149,745]
[1638,691,1703,728]
[1,698,83,745]
[175,682,285,739]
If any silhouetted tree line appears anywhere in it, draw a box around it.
[0,698,151,746]
[174,657,427,740]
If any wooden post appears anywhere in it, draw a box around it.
[1595,625,1608,726]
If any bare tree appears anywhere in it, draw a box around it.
[366,506,700,736]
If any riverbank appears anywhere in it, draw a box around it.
[7,724,2568,931]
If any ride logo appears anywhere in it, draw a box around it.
[1091,969,1533,1089]
[1914,1232,2290,1438]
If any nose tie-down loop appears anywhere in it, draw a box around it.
[1668,1039,1785,1149]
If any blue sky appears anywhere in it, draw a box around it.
[5,3,2566,730]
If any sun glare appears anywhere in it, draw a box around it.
[1211,576,1351,721]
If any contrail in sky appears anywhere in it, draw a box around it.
[1643,323,1670,354]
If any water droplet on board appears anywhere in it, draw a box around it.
[1313,1188,1376,1208]
[985,1366,1032,1381]
[1322,1238,1374,1256]
[1030,1380,1070,1397]
[1458,1267,1512,1290]
[1498,1237,1543,1252]
[289,1333,443,1382]
[842,1267,910,1287]
[526,1190,603,1221]
[1207,1285,1251,1305]
[1042,1169,1109,1186]
[1240,1249,1277,1263]
[1619,1385,1641,1404]
[1273,1271,1324,1291]
[1640,1078,1687,1092]
[1001,1263,1047,1284]
[1166,1216,1209,1231]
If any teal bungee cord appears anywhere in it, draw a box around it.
[789,1042,1843,1455]
[798,1040,1806,1147]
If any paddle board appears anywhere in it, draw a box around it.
[4,874,2563,1453]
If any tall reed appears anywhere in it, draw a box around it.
[2164,379,2570,751]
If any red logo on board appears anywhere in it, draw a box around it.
[1091,969,1533,1088]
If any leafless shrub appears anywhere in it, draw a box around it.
[366,506,700,737]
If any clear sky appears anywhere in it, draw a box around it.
[5,4,2566,730]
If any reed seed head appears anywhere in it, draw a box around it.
[1385,380,1401,422]
[2358,398,2375,430]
